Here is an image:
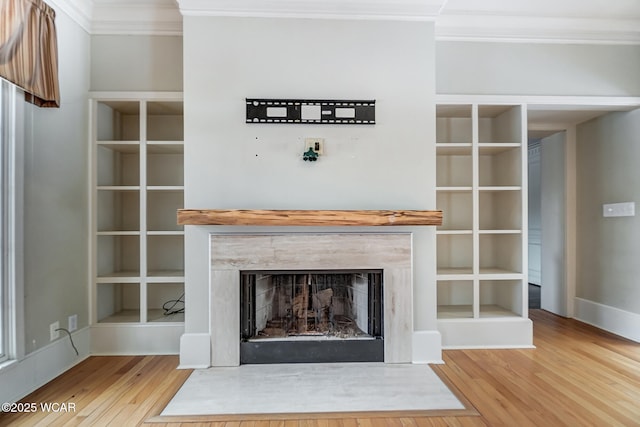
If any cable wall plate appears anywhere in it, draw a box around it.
[246,99,375,125]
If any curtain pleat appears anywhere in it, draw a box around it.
[0,0,60,108]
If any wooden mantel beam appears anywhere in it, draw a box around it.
[177,209,442,227]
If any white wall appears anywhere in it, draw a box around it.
[437,42,640,96]
[540,131,567,316]
[0,2,91,403]
[528,142,541,285]
[90,36,183,91]
[182,16,438,360]
[22,3,90,354]
[576,109,640,316]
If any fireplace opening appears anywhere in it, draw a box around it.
[240,270,383,363]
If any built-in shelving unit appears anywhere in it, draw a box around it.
[436,103,531,348]
[90,93,185,350]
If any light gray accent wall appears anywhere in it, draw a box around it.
[540,132,567,316]
[183,17,434,210]
[182,17,437,335]
[436,42,640,96]
[22,7,90,352]
[90,36,183,91]
[576,108,640,314]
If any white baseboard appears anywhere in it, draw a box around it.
[90,324,184,355]
[574,297,640,343]
[412,330,443,364]
[438,318,534,349]
[0,327,90,403]
[178,333,211,369]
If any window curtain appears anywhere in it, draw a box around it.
[0,0,59,108]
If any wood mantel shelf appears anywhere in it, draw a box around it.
[177,209,442,227]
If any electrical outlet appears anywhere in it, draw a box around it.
[68,314,78,332]
[50,321,60,341]
[305,138,324,155]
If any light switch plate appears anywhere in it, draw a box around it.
[305,138,324,155]
[603,202,635,217]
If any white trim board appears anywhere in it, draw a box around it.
[412,331,443,364]
[0,327,90,403]
[436,95,640,109]
[436,15,640,45]
[88,91,183,100]
[90,324,184,355]
[177,0,446,21]
[438,318,534,349]
[51,0,640,43]
[45,0,93,34]
[574,298,640,343]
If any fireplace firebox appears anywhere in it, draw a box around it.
[240,270,383,364]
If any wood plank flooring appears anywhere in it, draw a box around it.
[1,310,638,426]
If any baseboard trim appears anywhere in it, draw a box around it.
[178,332,211,369]
[412,330,443,364]
[0,327,90,403]
[90,324,184,355]
[438,318,533,349]
[442,344,536,350]
[574,297,640,343]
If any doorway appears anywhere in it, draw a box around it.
[527,103,639,318]
[527,131,567,315]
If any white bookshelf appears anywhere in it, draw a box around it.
[90,93,184,333]
[436,103,531,348]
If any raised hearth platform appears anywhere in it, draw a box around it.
[177,209,442,226]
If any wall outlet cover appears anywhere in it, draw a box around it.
[68,314,78,332]
[50,321,60,341]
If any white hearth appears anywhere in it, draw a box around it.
[209,233,414,366]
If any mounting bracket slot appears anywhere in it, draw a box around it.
[246,99,375,125]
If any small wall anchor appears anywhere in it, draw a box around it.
[303,147,319,162]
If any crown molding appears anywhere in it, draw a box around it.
[47,0,183,35]
[48,0,640,44]
[45,0,93,33]
[436,15,640,45]
[176,0,447,21]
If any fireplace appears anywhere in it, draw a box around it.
[209,233,413,366]
[240,270,384,363]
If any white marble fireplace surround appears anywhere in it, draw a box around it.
[210,233,413,366]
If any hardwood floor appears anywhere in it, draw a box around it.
[1,310,638,426]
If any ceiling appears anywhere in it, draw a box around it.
[527,106,633,139]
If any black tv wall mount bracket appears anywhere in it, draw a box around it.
[246,99,375,125]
